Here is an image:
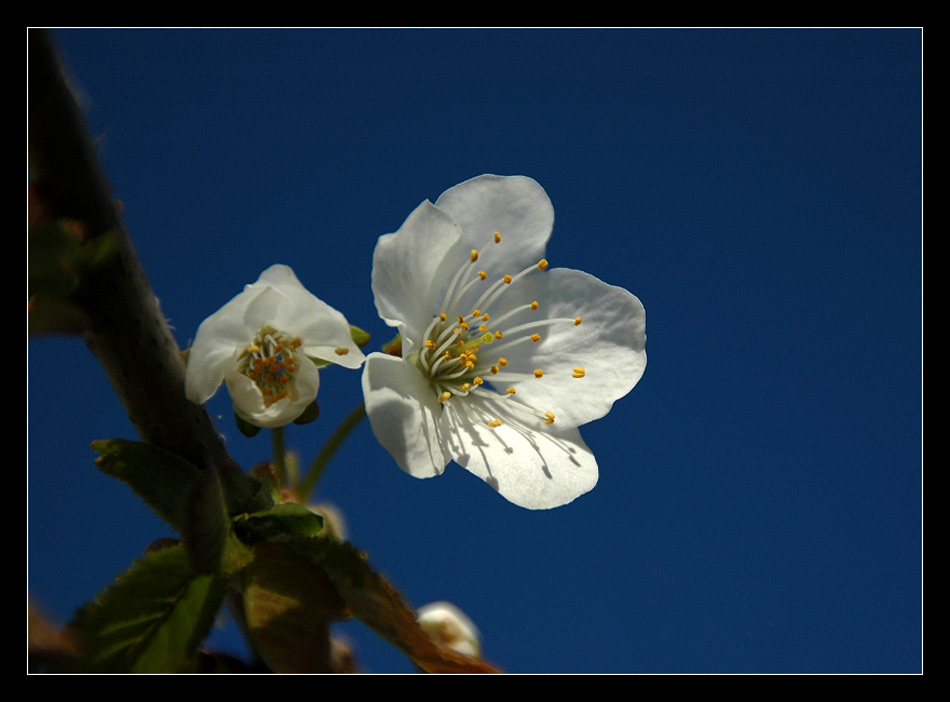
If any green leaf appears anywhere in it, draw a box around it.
[233,502,325,544]
[68,544,228,673]
[93,439,203,535]
[231,504,336,672]
[241,542,343,672]
[93,439,247,574]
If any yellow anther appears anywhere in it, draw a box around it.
[479,325,488,332]
[473,377,484,386]
[291,338,302,348]
[506,387,516,394]
[538,259,549,270]
[531,333,541,342]
[494,331,503,340]
[488,419,503,428]
[544,412,556,425]
[498,357,508,366]
[534,369,544,378]
[470,249,479,262]
[334,347,350,355]
[425,340,435,349]
[482,313,490,321]
[530,301,539,310]
[247,345,260,353]
[439,391,452,402]
[504,274,513,284]
[460,383,471,392]
[440,312,448,321]
[478,271,487,280]
[494,231,501,243]
[472,309,481,317]
[574,317,582,326]
[460,321,470,330]
[490,365,499,374]
[572,367,586,378]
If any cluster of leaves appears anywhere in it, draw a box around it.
[27,217,495,673]
[39,438,495,673]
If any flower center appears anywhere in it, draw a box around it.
[409,232,585,428]
[238,324,303,406]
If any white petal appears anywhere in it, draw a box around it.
[371,201,464,350]
[254,263,305,290]
[256,265,366,369]
[494,267,646,428]
[225,351,320,429]
[438,394,598,510]
[185,283,276,404]
[433,175,553,278]
[362,353,449,478]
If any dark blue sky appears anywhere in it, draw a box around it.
[29,29,921,673]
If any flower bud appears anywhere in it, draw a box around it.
[416,601,481,658]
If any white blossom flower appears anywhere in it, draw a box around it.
[416,601,481,658]
[186,264,365,428]
[362,175,646,509]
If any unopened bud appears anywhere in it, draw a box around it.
[416,601,481,658]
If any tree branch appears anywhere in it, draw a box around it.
[28,29,228,469]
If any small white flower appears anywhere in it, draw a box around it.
[186,264,365,428]
[416,601,481,659]
[362,175,646,509]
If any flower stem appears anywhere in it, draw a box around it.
[295,402,366,501]
[271,426,286,488]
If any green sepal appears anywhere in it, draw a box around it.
[308,325,372,368]
[234,413,262,437]
[67,543,228,673]
[293,400,320,425]
[349,324,371,348]
[382,333,402,356]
